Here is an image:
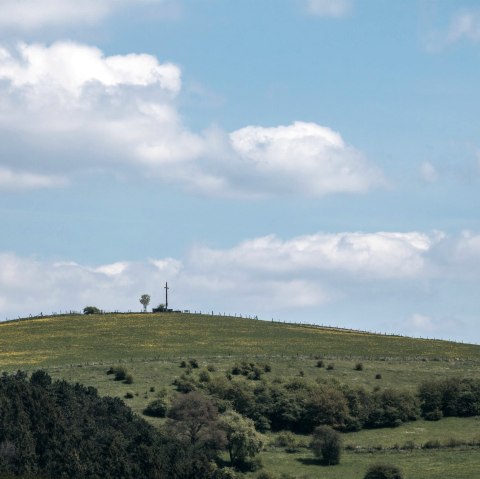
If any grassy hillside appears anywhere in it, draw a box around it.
[2,313,480,479]
[0,312,479,370]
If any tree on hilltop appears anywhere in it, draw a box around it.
[140,294,151,312]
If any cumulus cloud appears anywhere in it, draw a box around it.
[189,231,434,279]
[228,122,384,196]
[0,0,172,31]
[303,0,353,17]
[0,42,383,197]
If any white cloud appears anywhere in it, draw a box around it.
[228,122,385,197]
[190,231,434,279]
[0,166,68,190]
[0,0,172,30]
[447,10,480,44]
[303,0,353,17]
[0,42,181,96]
[0,42,383,197]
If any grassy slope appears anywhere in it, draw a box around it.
[2,313,480,479]
[0,312,479,370]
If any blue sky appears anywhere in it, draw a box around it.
[1,0,480,342]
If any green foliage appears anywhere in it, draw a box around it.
[364,463,404,479]
[355,362,364,371]
[0,370,182,478]
[310,425,342,465]
[143,398,168,418]
[139,294,151,312]
[419,377,480,419]
[83,306,101,315]
[219,410,263,469]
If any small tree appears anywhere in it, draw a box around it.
[219,410,263,469]
[310,425,342,465]
[363,463,404,479]
[139,294,151,312]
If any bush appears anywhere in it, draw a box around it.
[316,360,325,368]
[143,398,168,418]
[326,363,335,370]
[83,306,101,315]
[363,463,404,479]
[375,373,382,380]
[207,364,217,372]
[274,431,302,453]
[310,425,342,465]
[355,363,364,371]
[189,358,199,369]
[199,370,211,383]
[124,391,134,399]
[124,374,134,384]
[112,366,128,381]
[180,360,187,368]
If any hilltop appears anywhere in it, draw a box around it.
[0,312,479,370]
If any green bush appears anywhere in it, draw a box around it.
[83,306,101,315]
[363,463,404,479]
[355,362,364,371]
[113,366,128,381]
[310,425,342,465]
[189,358,199,368]
[143,398,168,418]
[316,360,325,368]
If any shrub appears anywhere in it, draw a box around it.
[143,398,168,418]
[316,360,325,368]
[180,360,187,368]
[150,386,155,393]
[355,363,364,371]
[199,370,211,383]
[363,463,404,479]
[424,409,443,421]
[274,431,302,453]
[172,374,197,393]
[189,358,199,369]
[124,391,134,399]
[310,425,342,465]
[264,363,272,373]
[83,306,101,315]
[326,363,335,370]
[124,374,134,384]
[113,366,128,381]
[375,374,382,380]
[207,364,217,372]
[423,439,441,449]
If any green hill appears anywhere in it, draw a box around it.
[0,312,479,370]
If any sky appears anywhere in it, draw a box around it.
[1,0,480,342]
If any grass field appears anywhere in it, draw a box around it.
[2,312,480,478]
[1,313,479,371]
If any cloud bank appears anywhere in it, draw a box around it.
[0,0,172,30]
[0,41,384,197]
[1,230,479,340]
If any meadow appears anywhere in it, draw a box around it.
[1,312,480,478]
